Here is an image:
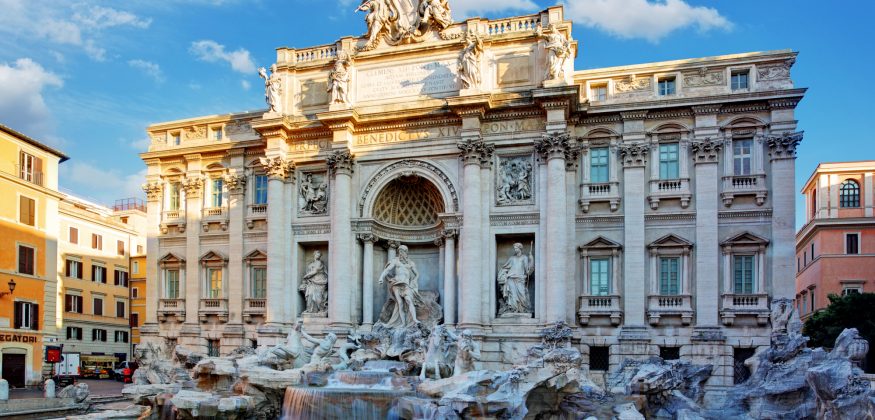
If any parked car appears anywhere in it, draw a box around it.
[113,361,139,382]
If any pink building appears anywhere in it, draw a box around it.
[796,161,875,319]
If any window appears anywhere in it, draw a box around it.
[843,286,863,296]
[212,128,223,141]
[590,258,610,296]
[846,233,860,255]
[19,196,35,226]
[172,133,181,145]
[92,234,103,250]
[591,84,607,102]
[13,301,38,330]
[733,255,755,294]
[92,265,107,283]
[66,327,83,340]
[810,292,816,312]
[207,268,223,298]
[92,329,107,342]
[18,245,35,275]
[137,245,143,255]
[165,269,180,299]
[732,139,753,175]
[131,287,139,299]
[114,331,129,343]
[130,313,140,328]
[168,183,181,210]
[117,240,125,256]
[132,261,139,274]
[114,269,129,287]
[731,70,749,90]
[69,227,79,244]
[254,175,269,205]
[93,297,104,316]
[840,180,861,208]
[658,143,679,179]
[589,148,609,183]
[19,151,43,185]
[209,178,224,208]
[65,259,83,279]
[660,346,680,361]
[207,339,220,357]
[733,348,756,384]
[116,301,126,318]
[65,294,83,313]
[659,257,680,295]
[658,77,676,96]
[251,267,266,298]
[589,346,610,371]
[811,243,815,259]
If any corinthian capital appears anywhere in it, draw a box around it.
[457,138,484,166]
[690,138,723,164]
[181,176,204,197]
[479,142,495,168]
[618,143,649,168]
[767,131,803,160]
[535,132,572,161]
[223,173,247,194]
[259,157,295,180]
[328,149,355,175]
[142,182,163,202]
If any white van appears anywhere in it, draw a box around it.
[56,352,81,377]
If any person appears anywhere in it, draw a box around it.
[378,244,421,327]
[497,242,535,315]
[300,251,328,314]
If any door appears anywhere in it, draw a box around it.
[2,354,26,388]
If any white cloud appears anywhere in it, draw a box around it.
[189,40,256,74]
[128,59,165,82]
[0,58,63,140]
[450,0,538,19]
[72,4,152,30]
[563,0,731,43]
[128,138,152,151]
[240,79,251,90]
[60,163,147,204]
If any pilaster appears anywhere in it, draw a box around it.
[457,138,485,329]
[328,148,355,329]
[142,175,163,328]
[691,137,722,327]
[767,131,803,299]
[181,168,203,327]
[619,138,648,328]
[260,154,293,335]
[224,153,247,330]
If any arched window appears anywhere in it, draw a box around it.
[840,179,860,208]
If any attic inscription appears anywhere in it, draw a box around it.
[357,60,459,102]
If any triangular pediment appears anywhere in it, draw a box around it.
[159,252,185,264]
[648,234,693,249]
[244,249,267,262]
[580,236,622,250]
[721,232,769,247]
[199,250,227,262]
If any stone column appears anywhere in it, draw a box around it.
[565,144,581,321]
[142,179,163,328]
[262,156,292,331]
[618,143,649,327]
[328,149,355,329]
[182,175,203,330]
[359,234,377,327]
[224,170,247,343]
[479,144,494,323]
[691,130,723,328]
[442,230,457,325]
[457,140,485,329]
[535,132,571,323]
[767,131,803,299]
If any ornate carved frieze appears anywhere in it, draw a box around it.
[582,115,621,124]
[768,98,801,110]
[223,173,247,194]
[183,125,207,141]
[683,68,724,88]
[614,75,650,94]
[292,223,331,236]
[690,138,723,163]
[490,213,540,227]
[719,103,769,114]
[299,171,329,216]
[691,104,722,115]
[618,143,649,167]
[620,110,649,120]
[142,182,163,202]
[328,149,355,175]
[496,155,534,206]
[225,119,255,136]
[259,157,295,181]
[757,59,793,81]
[767,131,803,160]
[181,176,204,197]
[535,132,572,161]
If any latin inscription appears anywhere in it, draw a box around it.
[482,118,545,135]
[356,126,461,146]
[357,60,459,102]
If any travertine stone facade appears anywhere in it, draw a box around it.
[140,5,805,393]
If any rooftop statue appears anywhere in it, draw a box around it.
[258,64,282,113]
[356,0,457,51]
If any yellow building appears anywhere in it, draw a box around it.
[0,124,67,388]
[130,254,146,346]
[58,196,146,364]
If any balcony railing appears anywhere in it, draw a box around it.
[163,210,183,221]
[579,181,620,212]
[158,299,185,321]
[577,295,622,326]
[249,204,267,216]
[243,298,266,323]
[202,207,226,219]
[647,294,693,325]
[720,293,770,326]
[721,174,767,207]
[648,178,691,209]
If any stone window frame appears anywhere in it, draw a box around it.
[647,234,693,297]
[841,280,865,296]
[578,236,623,297]
[578,128,621,212]
[200,250,228,299]
[646,124,692,209]
[720,232,769,295]
[585,78,611,102]
[840,178,861,208]
[845,232,861,255]
[159,252,186,299]
[728,65,754,91]
[203,163,228,210]
[244,249,268,299]
[654,72,680,96]
[161,167,186,213]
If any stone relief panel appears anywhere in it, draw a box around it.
[496,234,535,318]
[299,79,329,108]
[299,244,329,317]
[496,155,534,206]
[683,68,724,88]
[614,75,651,95]
[299,171,329,216]
[497,56,531,86]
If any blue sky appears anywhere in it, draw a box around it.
[0,0,873,229]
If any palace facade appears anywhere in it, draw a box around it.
[140,5,805,393]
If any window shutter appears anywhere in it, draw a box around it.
[77,296,83,313]
[92,265,96,281]
[13,301,22,329]
[92,329,96,341]
[34,157,42,185]
[27,198,35,226]
[30,304,38,330]
[92,234,97,249]
[65,295,72,312]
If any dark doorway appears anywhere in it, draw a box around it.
[2,354,27,388]
[733,347,757,384]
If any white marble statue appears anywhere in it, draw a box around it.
[300,251,328,315]
[497,157,532,204]
[538,24,572,82]
[458,32,483,90]
[378,244,421,328]
[498,242,535,315]
[300,173,328,214]
[420,324,451,380]
[270,320,309,369]
[258,64,282,113]
[328,53,352,105]
[357,0,455,50]
[417,0,453,33]
[450,329,480,376]
[357,0,392,49]
[305,332,338,368]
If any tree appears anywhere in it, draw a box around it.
[803,292,875,373]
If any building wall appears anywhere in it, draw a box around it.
[130,255,147,345]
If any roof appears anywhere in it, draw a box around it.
[801,160,875,193]
[0,123,70,162]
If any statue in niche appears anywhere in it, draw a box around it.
[300,173,328,214]
[497,242,535,316]
[377,244,422,328]
[537,24,572,82]
[458,32,483,90]
[258,64,282,113]
[328,52,352,105]
[300,250,328,315]
[497,157,533,204]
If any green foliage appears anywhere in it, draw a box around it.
[803,292,875,350]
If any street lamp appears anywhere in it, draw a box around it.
[0,279,16,298]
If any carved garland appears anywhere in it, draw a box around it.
[358,160,459,216]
